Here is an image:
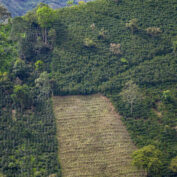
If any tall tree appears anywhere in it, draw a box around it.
[120,80,142,115]
[36,5,56,44]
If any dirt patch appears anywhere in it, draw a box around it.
[53,94,146,177]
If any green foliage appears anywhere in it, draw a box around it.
[172,37,177,54]
[11,84,31,110]
[0,0,177,176]
[120,58,128,64]
[35,72,51,102]
[170,156,177,173]
[132,145,163,176]
[0,72,8,82]
[0,24,17,72]
[36,5,55,29]
[78,1,86,5]
[13,59,29,80]
[67,0,74,6]
[35,60,44,72]
[126,18,139,33]
[84,37,96,48]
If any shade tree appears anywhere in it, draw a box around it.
[120,80,142,115]
[36,5,56,44]
[170,156,177,173]
[132,145,163,176]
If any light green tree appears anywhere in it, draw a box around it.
[132,145,163,176]
[35,72,51,102]
[35,60,44,72]
[36,5,56,44]
[169,156,177,173]
[172,37,177,56]
[67,0,74,6]
[84,38,96,48]
[11,84,31,110]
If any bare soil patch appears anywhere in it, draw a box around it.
[53,94,146,177]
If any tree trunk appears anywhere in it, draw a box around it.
[45,28,47,44]
[130,101,133,115]
[42,28,45,42]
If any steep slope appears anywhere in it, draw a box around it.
[0,0,176,176]
[53,94,146,177]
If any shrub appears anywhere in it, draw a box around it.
[98,28,108,40]
[90,23,96,30]
[84,38,96,48]
[78,1,86,5]
[67,0,74,6]
[126,18,139,33]
[172,38,177,55]
[146,27,162,36]
[120,58,128,64]
[35,60,44,72]
[109,43,121,55]
[170,156,177,173]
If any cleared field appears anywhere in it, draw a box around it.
[53,94,146,177]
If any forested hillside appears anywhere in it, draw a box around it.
[0,0,177,176]
[0,0,92,17]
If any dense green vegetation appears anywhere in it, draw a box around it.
[0,0,177,176]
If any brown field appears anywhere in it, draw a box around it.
[53,94,146,177]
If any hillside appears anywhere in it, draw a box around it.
[0,0,92,17]
[0,0,177,176]
[53,94,146,177]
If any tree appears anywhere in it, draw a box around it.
[98,28,108,40]
[0,4,11,22]
[84,38,96,48]
[132,145,163,176]
[35,72,51,102]
[126,19,139,34]
[13,59,28,80]
[11,84,31,110]
[35,60,44,72]
[120,80,142,115]
[170,156,177,173]
[78,1,86,5]
[146,27,162,36]
[36,5,56,44]
[48,28,57,48]
[172,37,177,56]
[67,0,74,6]
[109,43,121,55]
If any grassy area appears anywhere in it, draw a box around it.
[53,94,146,177]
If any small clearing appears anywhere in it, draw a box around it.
[53,94,146,177]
